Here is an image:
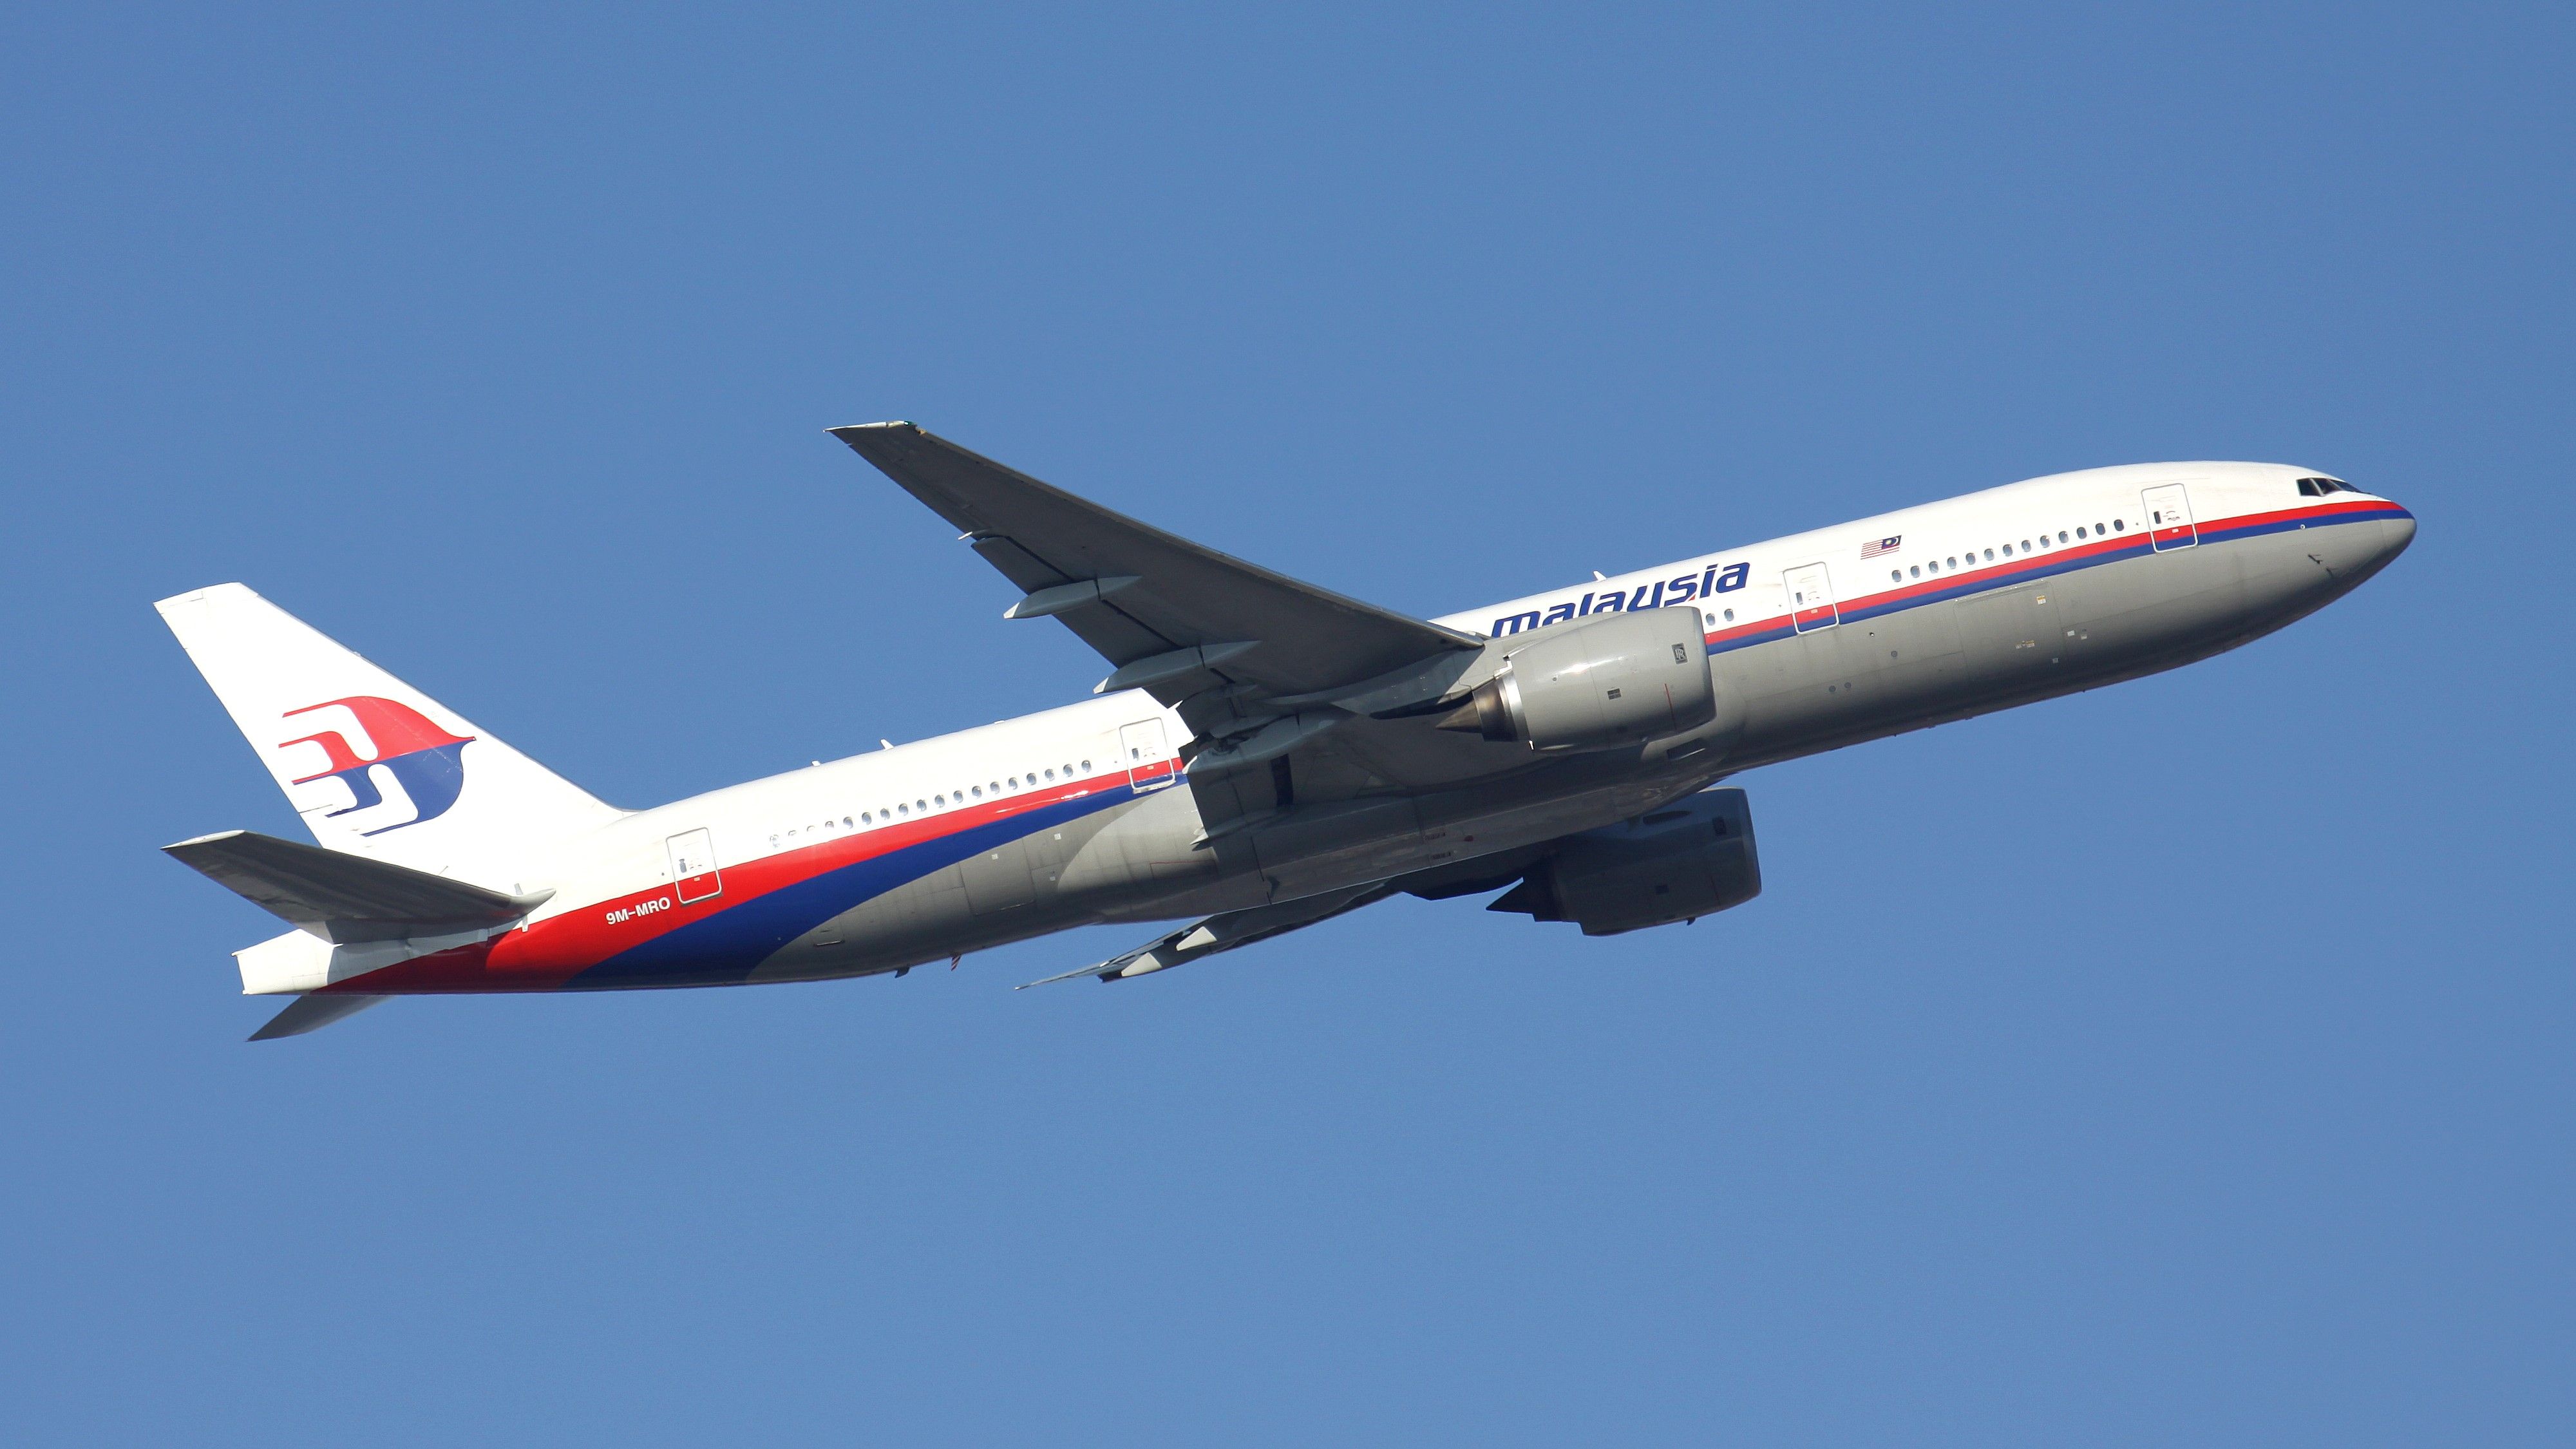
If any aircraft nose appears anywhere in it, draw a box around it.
[2377,508,2418,563]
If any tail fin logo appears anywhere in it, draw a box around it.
[277,696,477,836]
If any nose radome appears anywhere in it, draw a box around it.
[2378,510,2418,562]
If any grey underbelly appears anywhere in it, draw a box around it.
[1717,524,2369,769]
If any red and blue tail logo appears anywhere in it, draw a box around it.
[278,696,476,836]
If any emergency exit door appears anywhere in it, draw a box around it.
[2143,482,2198,551]
[1121,718,1178,792]
[1784,562,1839,632]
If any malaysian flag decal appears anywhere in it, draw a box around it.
[1861,535,1901,558]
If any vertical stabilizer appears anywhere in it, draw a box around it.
[157,583,621,877]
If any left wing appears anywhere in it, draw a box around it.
[829,423,1488,737]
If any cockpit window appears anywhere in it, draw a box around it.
[2297,475,2354,497]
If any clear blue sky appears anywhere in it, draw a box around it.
[3,5,2568,1443]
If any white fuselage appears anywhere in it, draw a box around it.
[241,460,2413,996]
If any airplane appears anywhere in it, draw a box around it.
[158,424,2415,1038]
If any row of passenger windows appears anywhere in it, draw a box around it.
[772,759,1098,848]
[1685,515,2142,620]
[1888,519,2126,584]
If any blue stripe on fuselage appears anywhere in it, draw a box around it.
[569,784,1148,989]
[1706,505,2405,654]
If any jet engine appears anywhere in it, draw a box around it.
[1488,788,1760,936]
[1440,606,1716,752]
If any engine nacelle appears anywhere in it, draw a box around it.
[1441,605,1716,752]
[1489,788,1760,936]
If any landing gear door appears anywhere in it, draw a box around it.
[1784,562,1839,632]
[2144,482,2198,551]
[1120,718,1179,793]
[667,828,721,904]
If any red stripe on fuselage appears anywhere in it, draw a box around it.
[1696,498,2400,649]
[319,775,1121,993]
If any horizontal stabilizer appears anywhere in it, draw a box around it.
[166,829,551,943]
[250,992,389,1041]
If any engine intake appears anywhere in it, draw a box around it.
[1489,788,1760,936]
[1439,605,1716,752]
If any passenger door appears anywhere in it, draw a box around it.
[1120,718,1179,793]
[1784,562,1839,632]
[2143,482,2198,551]
[666,828,721,904]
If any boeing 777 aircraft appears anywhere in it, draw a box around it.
[160,424,2414,1037]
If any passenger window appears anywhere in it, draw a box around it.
[1080,760,1092,771]
[1946,556,1957,568]
[2021,539,2032,551]
[2112,519,2125,531]
[1890,570,1901,582]
[1909,565,1919,577]
[2058,531,2069,542]
[1723,609,1734,621]
[970,785,982,797]
[1703,611,1716,626]
[2002,544,2013,557]
[1983,549,1994,561]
